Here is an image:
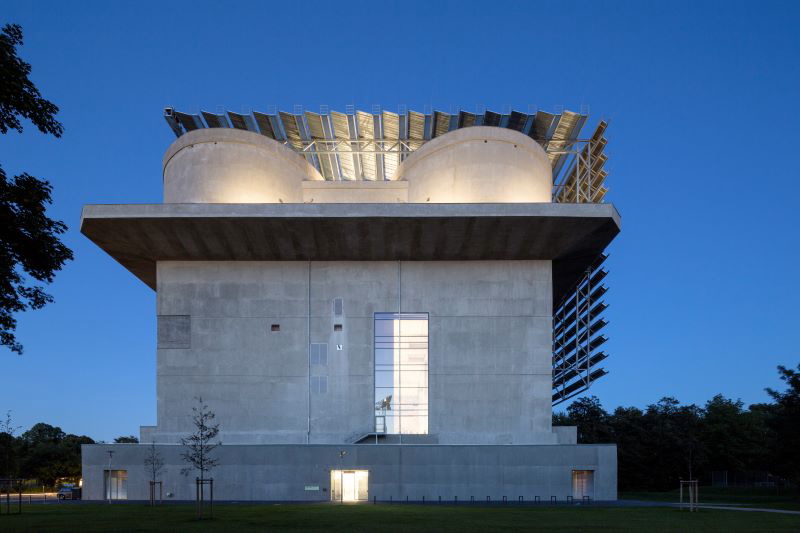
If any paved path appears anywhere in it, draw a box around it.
[691,504,800,515]
[620,500,800,516]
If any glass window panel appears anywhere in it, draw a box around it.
[375,343,397,350]
[396,387,428,406]
[375,349,394,365]
[375,387,395,408]
[401,349,428,364]
[399,319,428,336]
[399,415,428,434]
[382,414,400,434]
[375,370,395,388]
[374,320,396,336]
[398,370,428,388]
[400,364,428,372]
[356,470,369,500]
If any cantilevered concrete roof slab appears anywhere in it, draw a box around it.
[80,202,620,303]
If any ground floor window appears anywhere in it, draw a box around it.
[105,469,127,500]
[571,470,594,500]
[330,470,368,502]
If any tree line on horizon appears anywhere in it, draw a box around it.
[554,363,800,491]
[0,416,143,486]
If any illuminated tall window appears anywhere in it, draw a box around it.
[374,312,428,434]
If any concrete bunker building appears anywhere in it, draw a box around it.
[81,107,620,502]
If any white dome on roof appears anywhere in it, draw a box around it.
[162,128,322,203]
[392,126,552,203]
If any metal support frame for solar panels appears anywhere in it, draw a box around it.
[552,255,609,406]
[549,139,599,204]
[296,137,605,195]
[299,139,415,156]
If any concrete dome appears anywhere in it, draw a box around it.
[392,126,552,203]
[162,128,322,203]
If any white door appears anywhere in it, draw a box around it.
[572,470,594,499]
[342,471,357,502]
[331,469,368,502]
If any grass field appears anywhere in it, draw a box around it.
[1,503,799,532]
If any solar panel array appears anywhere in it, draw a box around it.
[164,107,608,201]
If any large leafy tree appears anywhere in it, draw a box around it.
[564,395,613,443]
[0,23,72,354]
[0,410,22,477]
[18,422,93,485]
[766,364,800,483]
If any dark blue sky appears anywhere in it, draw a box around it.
[3,1,799,442]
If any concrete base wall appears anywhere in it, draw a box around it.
[82,443,617,502]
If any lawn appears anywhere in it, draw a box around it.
[1,503,799,532]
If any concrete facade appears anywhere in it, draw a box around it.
[82,443,617,502]
[149,260,554,446]
[80,123,620,502]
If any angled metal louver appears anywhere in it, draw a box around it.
[483,110,502,127]
[174,111,204,132]
[227,112,247,130]
[547,111,586,177]
[432,111,451,138]
[506,110,528,132]
[331,111,357,180]
[201,111,228,129]
[305,111,337,180]
[458,111,476,128]
[252,111,276,139]
[279,112,304,151]
[356,111,377,180]
[407,111,426,151]
[382,111,401,180]
[530,111,557,143]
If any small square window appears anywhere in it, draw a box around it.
[271,324,280,332]
[336,344,343,351]
[334,324,343,332]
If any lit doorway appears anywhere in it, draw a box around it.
[330,470,368,502]
[104,470,128,500]
[571,470,594,500]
